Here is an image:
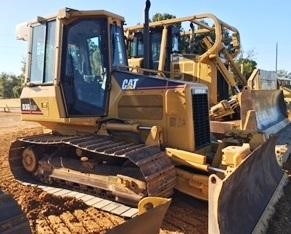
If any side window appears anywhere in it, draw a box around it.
[31,25,45,83]
[151,32,161,62]
[137,39,144,56]
[111,26,127,67]
[44,21,56,83]
[30,21,56,84]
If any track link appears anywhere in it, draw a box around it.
[19,181,139,218]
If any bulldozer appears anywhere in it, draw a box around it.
[249,68,291,106]
[124,10,289,137]
[8,6,291,234]
[125,12,245,109]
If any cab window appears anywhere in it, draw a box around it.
[30,21,56,84]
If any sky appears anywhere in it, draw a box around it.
[0,0,290,75]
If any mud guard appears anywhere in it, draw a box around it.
[209,136,288,234]
[108,197,171,234]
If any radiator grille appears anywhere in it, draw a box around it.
[192,93,210,149]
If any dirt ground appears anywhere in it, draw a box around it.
[0,112,290,233]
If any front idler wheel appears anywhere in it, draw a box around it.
[22,147,38,173]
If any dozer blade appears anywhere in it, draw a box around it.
[107,197,171,234]
[209,136,288,234]
[281,86,291,104]
[240,89,289,135]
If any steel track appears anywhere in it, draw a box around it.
[9,133,176,217]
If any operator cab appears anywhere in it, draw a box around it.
[127,26,174,71]
[17,8,127,118]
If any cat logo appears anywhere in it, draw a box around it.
[121,78,139,90]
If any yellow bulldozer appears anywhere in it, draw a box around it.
[125,12,245,108]
[8,6,291,234]
[124,10,289,137]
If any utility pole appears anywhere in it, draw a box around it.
[275,42,278,73]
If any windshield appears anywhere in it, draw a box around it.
[61,18,109,117]
[151,31,162,70]
[129,32,144,58]
[128,29,163,70]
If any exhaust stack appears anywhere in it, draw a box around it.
[143,0,151,70]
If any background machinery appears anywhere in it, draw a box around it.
[125,13,245,108]
[9,6,291,234]
[125,11,289,136]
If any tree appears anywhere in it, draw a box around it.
[152,13,176,22]
[277,70,291,79]
[0,73,22,98]
[235,50,257,79]
[151,13,182,29]
[0,57,25,99]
